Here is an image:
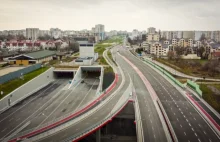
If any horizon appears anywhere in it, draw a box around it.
[0,0,220,31]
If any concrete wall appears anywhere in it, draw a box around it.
[96,66,104,96]
[0,67,55,113]
[69,67,82,88]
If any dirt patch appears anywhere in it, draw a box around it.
[207,85,220,95]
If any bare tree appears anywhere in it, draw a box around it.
[167,51,175,60]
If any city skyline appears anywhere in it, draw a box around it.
[1,0,220,31]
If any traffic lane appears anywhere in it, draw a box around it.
[38,68,130,142]
[23,81,87,131]
[38,78,99,126]
[0,80,66,139]
[68,78,99,113]
[115,51,167,142]
[121,50,220,142]
[147,66,220,142]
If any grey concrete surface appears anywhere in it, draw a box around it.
[36,62,127,142]
[113,48,168,142]
[0,75,100,141]
[119,47,220,142]
[0,68,55,113]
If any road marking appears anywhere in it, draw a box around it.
[194,117,196,120]
[183,115,186,118]
[184,132,186,136]
[177,118,179,121]
[154,134,156,139]
[0,80,61,124]
[209,139,212,142]
[189,123,191,126]
[1,128,7,132]
[203,131,206,135]
[198,124,201,127]
[9,118,13,122]
[198,138,201,142]
[195,133,197,137]
[186,119,188,122]
[192,128,194,131]
[180,124,182,128]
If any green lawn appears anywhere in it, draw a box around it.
[107,50,117,66]
[199,84,220,113]
[0,67,49,100]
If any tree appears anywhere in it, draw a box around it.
[175,46,184,62]
[38,35,52,40]
[200,33,206,43]
[167,51,175,60]
[69,42,79,52]
[17,34,26,40]
[197,46,205,58]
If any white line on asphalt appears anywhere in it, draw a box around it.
[198,138,201,142]
[195,133,197,137]
[9,118,13,122]
[186,119,188,122]
[74,79,98,112]
[180,124,182,128]
[204,131,206,135]
[189,123,191,126]
[1,128,7,132]
[177,118,179,121]
[0,80,61,124]
[209,139,212,142]
[194,117,196,120]
[192,128,194,131]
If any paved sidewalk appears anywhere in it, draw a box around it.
[143,56,220,82]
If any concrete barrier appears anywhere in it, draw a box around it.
[187,79,202,97]
[0,67,54,114]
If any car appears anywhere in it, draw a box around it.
[81,80,84,83]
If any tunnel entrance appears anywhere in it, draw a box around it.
[53,71,74,79]
[81,67,101,79]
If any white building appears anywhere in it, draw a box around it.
[26,28,39,40]
[95,24,105,42]
[50,28,62,39]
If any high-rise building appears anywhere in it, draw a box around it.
[95,24,105,42]
[50,28,62,39]
[182,31,194,39]
[26,28,39,40]
[147,27,156,34]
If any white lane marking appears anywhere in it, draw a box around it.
[198,124,201,127]
[184,132,186,136]
[154,135,156,139]
[192,128,194,131]
[9,118,13,122]
[174,113,175,115]
[209,139,212,142]
[195,133,197,137]
[189,123,191,126]
[0,80,60,123]
[177,118,179,121]
[194,117,196,120]
[203,131,206,135]
[186,119,188,122]
[1,128,7,132]
[180,124,182,128]
[35,81,82,128]
[198,138,201,142]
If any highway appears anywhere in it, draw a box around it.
[112,47,168,142]
[118,46,220,142]
[0,76,99,141]
[36,61,129,142]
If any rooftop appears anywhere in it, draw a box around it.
[25,50,56,59]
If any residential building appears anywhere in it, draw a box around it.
[213,31,220,42]
[183,31,194,39]
[95,24,105,42]
[146,34,160,42]
[194,31,204,41]
[39,30,50,36]
[172,39,178,46]
[150,42,169,57]
[147,27,156,34]
[50,28,62,39]
[26,28,39,40]
[141,41,150,53]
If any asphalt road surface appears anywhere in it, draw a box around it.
[112,47,168,142]
[0,76,99,141]
[36,64,129,142]
[118,46,220,142]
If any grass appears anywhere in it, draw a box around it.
[155,58,220,78]
[107,50,117,66]
[0,67,49,100]
[199,84,220,113]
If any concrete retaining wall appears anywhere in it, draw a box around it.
[69,67,82,88]
[0,67,55,113]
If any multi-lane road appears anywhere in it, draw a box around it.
[112,47,168,142]
[117,45,220,142]
[0,76,99,141]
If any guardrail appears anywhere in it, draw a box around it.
[187,80,202,97]
[143,59,184,89]
[9,49,122,142]
[186,93,220,136]
[9,73,119,142]
[23,65,126,142]
[157,99,178,142]
[63,95,131,142]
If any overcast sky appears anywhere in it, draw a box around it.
[0,0,220,31]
